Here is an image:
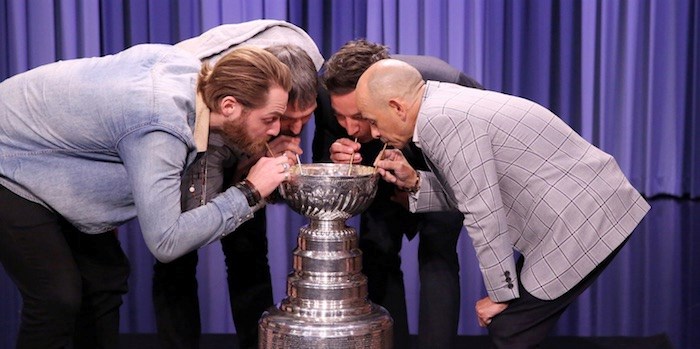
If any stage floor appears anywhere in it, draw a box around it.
[119,333,674,349]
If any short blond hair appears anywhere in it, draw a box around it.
[197,46,292,112]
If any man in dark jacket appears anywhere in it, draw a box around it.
[153,21,322,349]
[312,39,483,349]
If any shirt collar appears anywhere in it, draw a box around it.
[194,92,210,152]
[411,81,436,149]
[412,128,421,149]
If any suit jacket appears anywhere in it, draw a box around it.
[312,55,483,239]
[411,81,650,302]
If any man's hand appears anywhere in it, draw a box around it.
[475,296,509,327]
[374,149,419,191]
[245,154,294,198]
[267,135,303,162]
[329,138,362,164]
[233,136,302,183]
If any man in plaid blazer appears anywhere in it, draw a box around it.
[356,59,650,348]
[313,39,484,349]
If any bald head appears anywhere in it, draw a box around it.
[357,59,424,109]
[355,59,426,148]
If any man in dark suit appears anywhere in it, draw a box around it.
[312,39,482,349]
[357,59,650,348]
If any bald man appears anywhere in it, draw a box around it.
[312,39,483,349]
[356,59,650,348]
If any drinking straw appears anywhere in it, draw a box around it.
[347,137,358,175]
[295,153,304,175]
[373,143,388,172]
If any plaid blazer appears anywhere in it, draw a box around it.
[411,81,650,302]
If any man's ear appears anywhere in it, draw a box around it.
[219,96,240,118]
[389,99,407,122]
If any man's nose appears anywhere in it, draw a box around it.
[346,118,361,135]
[269,121,281,136]
[370,125,380,139]
[290,120,303,135]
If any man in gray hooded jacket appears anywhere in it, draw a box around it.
[152,20,323,349]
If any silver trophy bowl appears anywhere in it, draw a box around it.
[260,163,393,349]
[279,163,379,221]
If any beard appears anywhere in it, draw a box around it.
[220,112,268,156]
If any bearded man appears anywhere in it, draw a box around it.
[0,45,294,348]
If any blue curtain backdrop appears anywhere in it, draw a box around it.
[1,0,698,348]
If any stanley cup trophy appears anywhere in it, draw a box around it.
[259,163,393,348]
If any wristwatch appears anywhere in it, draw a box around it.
[400,170,421,194]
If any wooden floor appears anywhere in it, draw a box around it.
[119,333,674,349]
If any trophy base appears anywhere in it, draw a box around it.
[259,303,393,349]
